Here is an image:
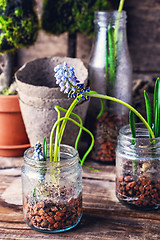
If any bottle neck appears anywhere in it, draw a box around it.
[94,11,127,31]
[91,10,128,69]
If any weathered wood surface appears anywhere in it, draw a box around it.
[0,156,160,240]
[125,0,160,73]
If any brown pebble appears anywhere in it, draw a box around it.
[48,212,54,217]
[35,216,42,223]
[54,215,61,221]
[117,175,160,209]
[124,176,133,182]
[54,222,60,229]
[61,207,66,213]
[47,217,55,224]
[24,194,82,231]
[40,219,48,228]
[56,211,65,217]
[38,208,45,216]
[51,206,58,212]
[128,181,136,188]
[48,224,54,230]
[36,202,44,209]
[69,198,75,204]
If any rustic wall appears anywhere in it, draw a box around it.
[17,0,160,119]
[19,0,160,78]
[126,0,160,74]
[19,32,92,67]
[19,0,92,67]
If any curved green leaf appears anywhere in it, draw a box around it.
[43,137,47,161]
[144,90,152,138]
[129,110,136,145]
[154,78,160,137]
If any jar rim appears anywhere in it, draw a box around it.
[117,123,160,159]
[119,123,160,141]
[24,144,79,169]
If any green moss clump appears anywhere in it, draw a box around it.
[0,0,39,53]
[41,0,111,36]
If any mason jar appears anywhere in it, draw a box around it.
[116,123,160,210]
[88,11,132,163]
[22,144,82,233]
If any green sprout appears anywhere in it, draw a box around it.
[105,0,126,86]
[48,63,156,170]
[33,63,159,184]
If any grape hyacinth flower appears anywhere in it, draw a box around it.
[33,142,44,161]
[54,62,90,101]
[33,142,47,181]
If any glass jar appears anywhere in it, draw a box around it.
[116,124,160,210]
[22,144,82,233]
[88,11,132,163]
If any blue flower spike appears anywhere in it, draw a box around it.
[33,142,44,161]
[54,62,90,101]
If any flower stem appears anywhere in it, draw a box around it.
[118,0,125,12]
[58,98,79,144]
[53,105,83,150]
[114,0,125,46]
[86,91,155,139]
[50,116,94,165]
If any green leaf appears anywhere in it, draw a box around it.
[33,187,36,197]
[43,137,47,161]
[129,110,137,175]
[144,90,152,138]
[129,110,136,145]
[154,77,160,137]
[107,25,116,83]
[96,98,105,119]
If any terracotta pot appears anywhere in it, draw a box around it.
[15,57,89,147]
[0,95,30,157]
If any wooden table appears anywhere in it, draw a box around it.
[0,156,160,240]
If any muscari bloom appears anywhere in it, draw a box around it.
[33,142,44,161]
[54,62,90,101]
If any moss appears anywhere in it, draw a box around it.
[0,0,39,53]
[41,0,111,36]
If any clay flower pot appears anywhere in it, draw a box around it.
[0,95,30,157]
[15,57,89,146]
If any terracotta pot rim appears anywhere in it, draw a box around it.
[0,94,20,112]
[0,143,30,150]
[0,94,18,98]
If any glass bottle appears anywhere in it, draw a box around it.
[116,123,160,210]
[22,144,82,233]
[88,11,132,163]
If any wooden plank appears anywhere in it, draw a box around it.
[0,157,160,240]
